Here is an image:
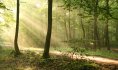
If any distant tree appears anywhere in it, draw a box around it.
[104,0,110,50]
[62,0,118,49]
[64,10,69,41]
[115,20,118,41]
[14,0,20,55]
[63,0,73,41]
[79,0,86,47]
[93,0,100,49]
[43,0,53,58]
[68,0,72,41]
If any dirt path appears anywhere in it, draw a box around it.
[85,56,118,64]
[20,47,118,65]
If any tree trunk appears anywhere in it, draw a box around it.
[104,18,110,50]
[104,0,110,50]
[43,0,53,58]
[68,6,71,41]
[80,15,85,40]
[80,14,86,47]
[93,15,99,48]
[115,21,118,41]
[93,0,100,49]
[64,11,69,41]
[80,0,86,47]
[14,0,20,55]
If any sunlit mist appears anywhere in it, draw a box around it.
[0,0,69,50]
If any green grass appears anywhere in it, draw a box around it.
[0,49,100,70]
[85,49,118,59]
[54,46,118,59]
[0,48,13,60]
[1,47,118,70]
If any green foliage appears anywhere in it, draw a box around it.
[79,63,99,70]
[0,46,2,50]
[62,0,118,19]
[0,1,118,70]
[85,49,118,59]
[38,56,100,70]
[55,46,118,59]
[0,2,6,9]
[0,49,13,60]
[0,49,100,70]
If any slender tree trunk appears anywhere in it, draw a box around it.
[43,0,53,58]
[101,27,105,47]
[64,11,69,41]
[80,15,85,40]
[80,14,86,47]
[93,0,100,49]
[105,0,110,50]
[104,18,110,50]
[68,7,71,41]
[115,21,118,41]
[14,0,20,55]
[93,15,99,48]
[72,24,76,39]
[79,0,86,47]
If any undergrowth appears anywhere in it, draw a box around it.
[54,46,118,59]
[0,49,100,70]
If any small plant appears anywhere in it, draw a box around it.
[79,63,99,70]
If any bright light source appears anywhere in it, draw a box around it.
[35,3,41,8]
[90,42,94,45]
[11,8,16,20]
[66,12,69,16]
[0,17,4,22]
[0,9,4,13]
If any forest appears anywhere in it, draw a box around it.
[0,0,118,70]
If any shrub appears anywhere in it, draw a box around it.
[79,63,99,70]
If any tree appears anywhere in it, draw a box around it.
[104,0,110,50]
[63,0,73,41]
[115,20,118,41]
[14,0,21,55]
[43,0,53,58]
[79,0,86,47]
[93,0,100,49]
[68,0,72,41]
[62,0,118,49]
[64,10,69,41]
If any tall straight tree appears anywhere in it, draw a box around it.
[115,20,118,41]
[64,11,69,41]
[43,0,53,58]
[104,0,110,50]
[79,0,86,47]
[93,0,100,49]
[14,0,20,55]
[68,1,72,41]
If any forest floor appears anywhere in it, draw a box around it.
[21,47,118,69]
[21,47,118,64]
[0,47,118,70]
